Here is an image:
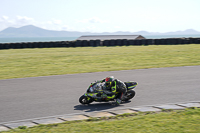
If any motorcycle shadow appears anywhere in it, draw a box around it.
[74,101,131,112]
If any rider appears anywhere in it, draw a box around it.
[98,76,127,105]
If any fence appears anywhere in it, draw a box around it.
[0,38,200,50]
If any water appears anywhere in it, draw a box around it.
[0,37,78,43]
[144,34,200,39]
[0,35,200,43]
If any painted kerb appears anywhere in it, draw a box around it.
[0,101,199,132]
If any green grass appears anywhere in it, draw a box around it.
[3,108,200,133]
[0,44,200,79]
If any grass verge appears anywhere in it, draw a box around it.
[3,108,200,133]
[0,44,200,79]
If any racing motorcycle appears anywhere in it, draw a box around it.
[79,81,138,104]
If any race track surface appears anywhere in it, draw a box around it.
[0,66,200,123]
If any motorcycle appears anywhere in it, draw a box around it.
[79,81,138,104]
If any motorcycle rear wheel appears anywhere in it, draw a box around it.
[123,90,136,101]
[79,95,94,104]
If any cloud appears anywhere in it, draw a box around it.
[0,16,104,32]
[1,16,9,21]
[15,16,35,26]
[0,16,36,30]
[61,25,74,31]
[16,16,34,22]
[0,16,14,30]
[78,17,107,23]
[47,19,62,25]
[0,16,66,31]
[53,20,62,25]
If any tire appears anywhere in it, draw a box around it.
[79,95,94,104]
[123,90,136,101]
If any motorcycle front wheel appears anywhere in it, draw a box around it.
[79,95,94,104]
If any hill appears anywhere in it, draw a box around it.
[0,25,91,37]
[0,25,200,38]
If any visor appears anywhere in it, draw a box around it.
[106,82,111,87]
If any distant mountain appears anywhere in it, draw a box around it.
[0,25,200,38]
[0,25,91,38]
[162,29,200,35]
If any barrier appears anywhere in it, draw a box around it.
[128,40,134,46]
[109,40,115,46]
[59,41,67,47]
[122,39,128,46]
[102,40,109,46]
[82,40,88,47]
[89,40,94,47]
[75,40,82,47]
[189,38,200,44]
[147,39,153,45]
[90,40,100,47]
[137,40,142,45]
[3,44,9,49]
[0,38,200,50]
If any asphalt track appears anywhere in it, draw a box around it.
[0,66,200,123]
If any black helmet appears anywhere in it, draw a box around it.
[105,76,114,87]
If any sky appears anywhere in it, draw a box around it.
[0,0,200,33]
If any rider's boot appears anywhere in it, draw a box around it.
[116,98,122,105]
[115,91,126,105]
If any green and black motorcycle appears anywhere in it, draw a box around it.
[79,81,138,104]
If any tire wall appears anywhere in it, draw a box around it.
[0,38,200,50]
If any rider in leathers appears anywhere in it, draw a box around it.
[98,76,127,104]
